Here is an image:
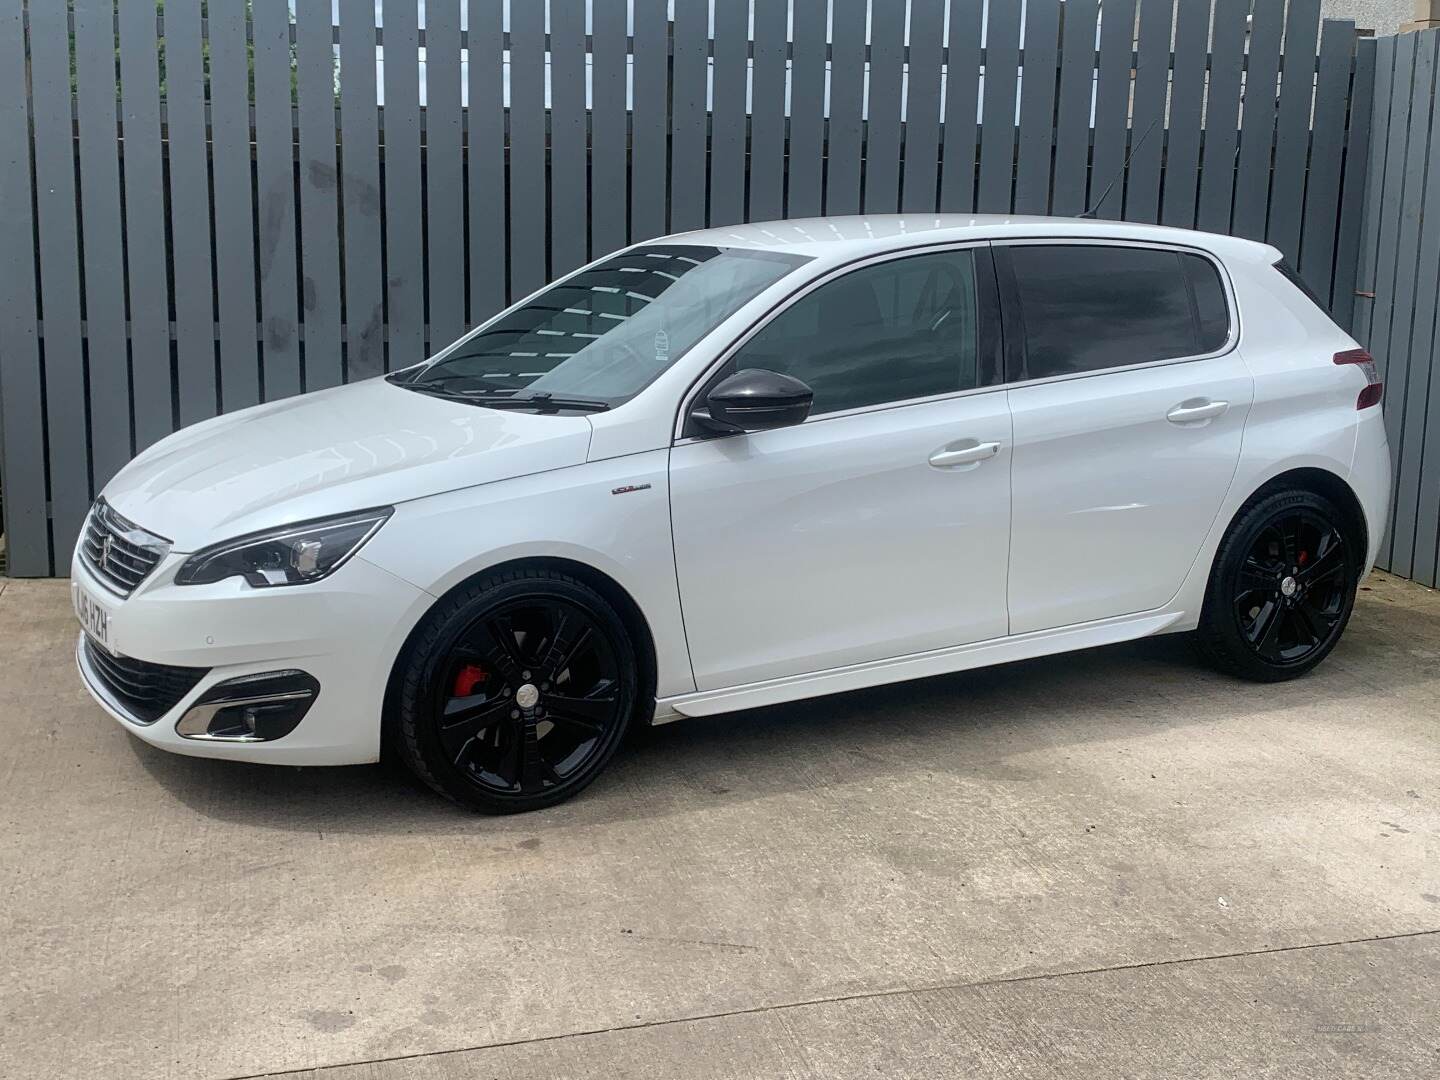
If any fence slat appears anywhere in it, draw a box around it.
[590,0,629,254]
[163,2,216,423]
[383,0,425,356]
[1268,0,1322,263]
[1337,37,1380,331]
[426,0,465,344]
[1417,361,1440,586]
[1411,38,1440,584]
[1377,33,1433,567]
[1393,34,1440,583]
[340,0,385,376]
[670,0,708,231]
[1050,0,1097,216]
[1161,0,1211,229]
[1347,34,1382,338]
[29,2,90,555]
[1088,0,1137,219]
[710,0,748,227]
[1357,33,1404,568]
[631,0,669,240]
[1369,34,1417,429]
[976,0,1021,213]
[865,0,906,213]
[1197,0,1247,232]
[940,0,984,212]
[1124,0,1174,224]
[788,0,828,218]
[253,0,302,402]
[0,0,48,573]
[296,0,343,391]
[1299,20,1356,308]
[1231,0,1283,240]
[901,0,946,213]
[1013,0,1060,215]
[827,0,867,215]
[750,0,788,221]
[464,0,504,322]
[548,0,588,275]
[504,0,544,294]
[75,0,132,486]
[116,0,171,453]
[211,3,261,409]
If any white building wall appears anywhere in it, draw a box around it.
[1320,0,1416,36]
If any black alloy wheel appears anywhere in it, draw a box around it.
[1234,510,1348,665]
[1196,488,1360,682]
[393,569,637,812]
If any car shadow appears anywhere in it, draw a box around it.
[128,625,1410,837]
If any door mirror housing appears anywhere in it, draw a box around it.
[693,369,814,435]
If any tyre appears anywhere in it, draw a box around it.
[1195,487,1360,682]
[393,568,638,813]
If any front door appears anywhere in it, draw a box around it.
[669,246,1014,690]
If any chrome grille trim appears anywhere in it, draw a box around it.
[81,499,172,597]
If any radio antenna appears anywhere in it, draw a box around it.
[1078,116,1162,220]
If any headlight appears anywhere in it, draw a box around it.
[175,508,393,587]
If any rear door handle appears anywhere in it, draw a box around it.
[929,439,1001,469]
[1166,399,1229,425]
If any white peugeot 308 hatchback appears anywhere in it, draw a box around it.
[73,216,1391,812]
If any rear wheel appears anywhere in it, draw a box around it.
[394,569,637,813]
[1195,488,1359,682]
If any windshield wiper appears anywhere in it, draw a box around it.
[476,391,612,413]
[402,381,610,413]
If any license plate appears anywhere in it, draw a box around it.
[73,582,113,652]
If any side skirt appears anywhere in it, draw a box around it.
[653,610,1188,722]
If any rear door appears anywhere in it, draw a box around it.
[998,241,1253,634]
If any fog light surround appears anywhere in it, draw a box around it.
[175,670,321,742]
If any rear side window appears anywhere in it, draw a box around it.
[1006,245,1231,380]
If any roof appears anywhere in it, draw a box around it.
[667,215,1278,265]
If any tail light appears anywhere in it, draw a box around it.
[1334,348,1383,410]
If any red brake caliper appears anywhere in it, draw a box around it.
[452,663,488,697]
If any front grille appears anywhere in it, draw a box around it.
[82,637,209,724]
[81,499,171,596]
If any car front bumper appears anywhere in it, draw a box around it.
[71,548,434,765]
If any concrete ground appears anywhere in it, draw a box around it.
[1,573,1438,1080]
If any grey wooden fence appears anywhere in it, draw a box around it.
[1355,27,1440,590]
[0,1,1377,576]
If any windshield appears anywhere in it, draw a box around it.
[400,244,809,409]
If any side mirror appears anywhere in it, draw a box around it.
[694,369,814,435]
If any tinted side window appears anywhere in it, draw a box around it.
[731,250,980,415]
[1184,254,1230,353]
[1008,245,1229,379]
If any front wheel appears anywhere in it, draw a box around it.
[393,569,638,813]
[1195,488,1360,682]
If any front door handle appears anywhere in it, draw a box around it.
[1166,398,1230,425]
[929,439,1001,469]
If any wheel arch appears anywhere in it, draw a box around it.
[1240,467,1369,559]
[382,556,662,753]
